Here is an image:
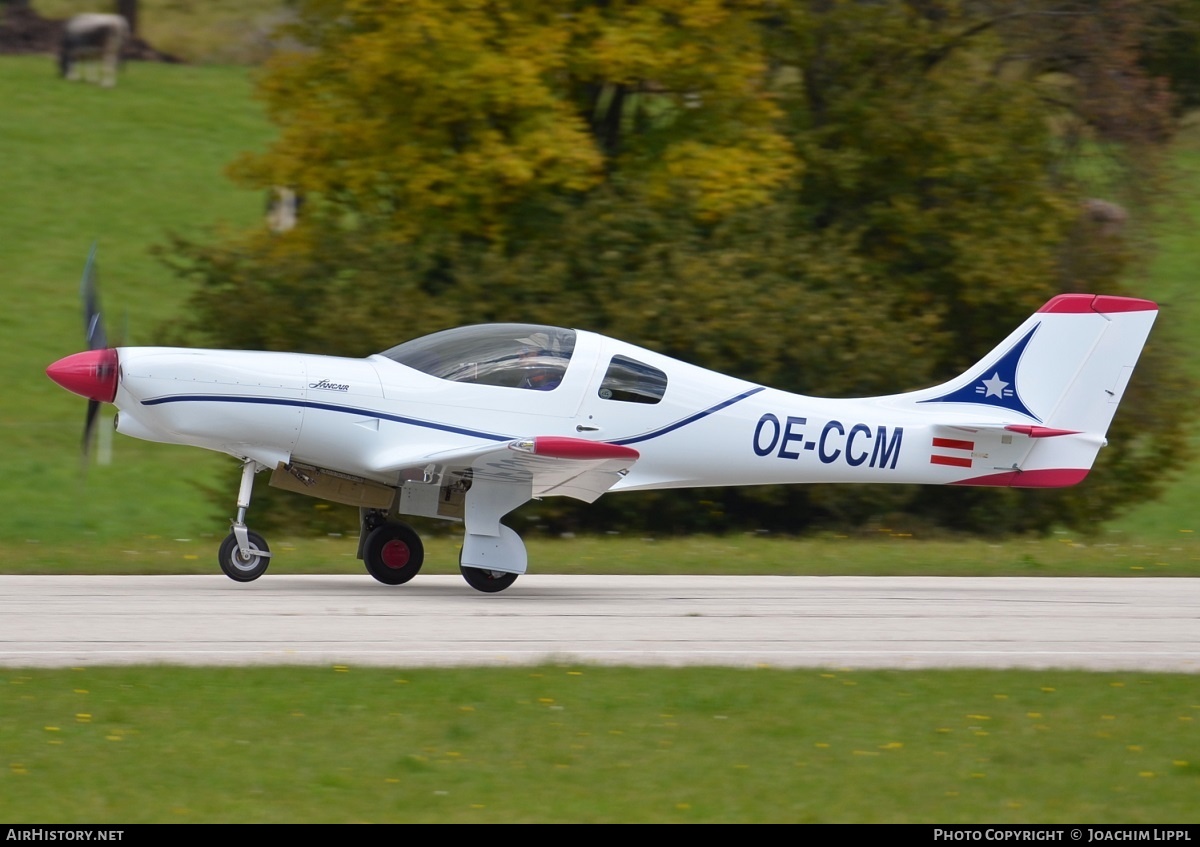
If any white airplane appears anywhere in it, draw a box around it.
[46,251,1158,592]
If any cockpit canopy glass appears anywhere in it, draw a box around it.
[379,324,576,391]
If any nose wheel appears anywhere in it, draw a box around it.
[218,530,271,582]
[218,460,273,583]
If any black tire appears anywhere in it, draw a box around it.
[363,522,424,585]
[460,564,519,593]
[218,531,270,582]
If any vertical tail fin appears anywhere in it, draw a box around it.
[900,294,1158,487]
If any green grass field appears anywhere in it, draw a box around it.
[2,666,1197,823]
[0,54,266,548]
[2,38,1199,825]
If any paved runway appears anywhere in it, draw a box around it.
[1,575,1197,671]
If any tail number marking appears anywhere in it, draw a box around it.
[752,415,903,470]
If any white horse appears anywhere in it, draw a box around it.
[59,14,130,88]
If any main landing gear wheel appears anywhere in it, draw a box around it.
[218,530,270,582]
[364,522,424,585]
[459,563,519,593]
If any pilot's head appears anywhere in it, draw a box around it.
[517,334,560,390]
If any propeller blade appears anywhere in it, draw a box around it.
[80,243,107,351]
[84,398,100,457]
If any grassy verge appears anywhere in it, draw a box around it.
[2,665,1196,823]
[5,531,1199,577]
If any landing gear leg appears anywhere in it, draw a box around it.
[459,524,524,593]
[218,460,272,582]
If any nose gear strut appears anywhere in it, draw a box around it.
[217,460,272,582]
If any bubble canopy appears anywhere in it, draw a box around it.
[378,324,576,391]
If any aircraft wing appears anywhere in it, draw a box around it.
[371,436,641,503]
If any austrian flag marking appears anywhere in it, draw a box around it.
[931,437,974,468]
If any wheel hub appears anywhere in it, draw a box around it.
[380,540,410,569]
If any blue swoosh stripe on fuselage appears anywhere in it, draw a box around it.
[140,394,513,442]
[141,385,766,447]
[610,386,765,446]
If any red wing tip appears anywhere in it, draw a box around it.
[522,436,639,462]
[1039,294,1158,314]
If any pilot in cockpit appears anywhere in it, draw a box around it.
[517,333,564,391]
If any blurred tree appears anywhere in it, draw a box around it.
[164,0,1192,537]
[1139,0,1200,112]
[228,0,795,243]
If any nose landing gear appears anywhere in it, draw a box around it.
[218,529,271,581]
[217,460,272,583]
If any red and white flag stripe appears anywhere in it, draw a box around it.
[931,437,973,468]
